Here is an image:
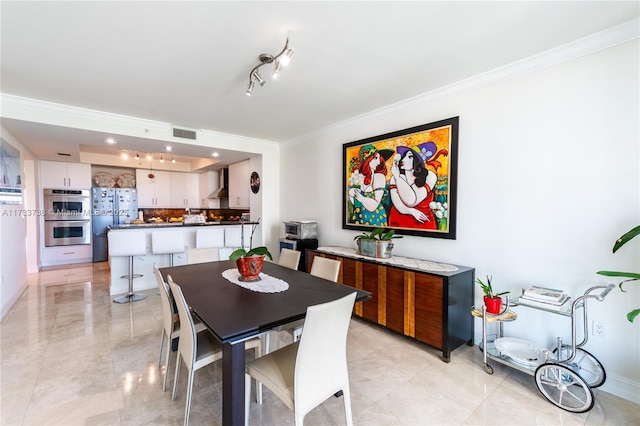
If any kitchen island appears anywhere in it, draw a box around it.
[107,222,257,296]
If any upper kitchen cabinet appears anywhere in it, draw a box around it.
[136,169,171,207]
[170,172,199,208]
[40,161,91,189]
[228,160,249,209]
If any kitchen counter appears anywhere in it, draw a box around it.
[109,221,257,229]
[107,223,258,295]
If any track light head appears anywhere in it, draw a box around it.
[252,71,266,86]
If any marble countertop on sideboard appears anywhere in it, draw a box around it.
[316,246,471,274]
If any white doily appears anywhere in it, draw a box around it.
[221,268,289,293]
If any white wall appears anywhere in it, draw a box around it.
[0,126,34,319]
[280,40,640,402]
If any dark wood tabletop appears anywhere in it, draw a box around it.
[160,260,370,342]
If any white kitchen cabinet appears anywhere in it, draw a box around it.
[228,160,250,209]
[136,169,171,207]
[199,171,221,208]
[40,161,91,189]
[170,172,199,208]
[41,245,92,267]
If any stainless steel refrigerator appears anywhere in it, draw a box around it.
[91,187,138,262]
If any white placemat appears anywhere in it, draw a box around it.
[221,268,289,293]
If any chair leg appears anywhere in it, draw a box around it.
[245,373,251,426]
[163,333,172,392]
[159,329,166,368]
[172,353,182,401]
[294,411,305,426]
[342,385,353,426]
[184,369,195,426]
[254,345,262,404]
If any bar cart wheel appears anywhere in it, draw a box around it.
[534,363,594,413]
[483,363,494,375]
[552,345,606,388]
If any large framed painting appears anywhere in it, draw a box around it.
[342,116,459,239]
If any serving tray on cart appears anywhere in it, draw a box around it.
[494,337,547,367]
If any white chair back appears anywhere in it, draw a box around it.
[294,292,356,420]
[167,275,197,371]
[108,231,146,257]
[278,248,301,270]
[186,247,220,264]
[154,265,175,341]
[310,257,341,282]
[152,230,185,254]
[195,228,225,248]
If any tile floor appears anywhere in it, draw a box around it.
[1,262,639,425]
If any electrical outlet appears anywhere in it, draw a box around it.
[593,321,605,338]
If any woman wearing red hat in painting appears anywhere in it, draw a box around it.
[388,142,447,229]
[348,144,394,226]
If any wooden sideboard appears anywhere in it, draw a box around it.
[307,248,475,362]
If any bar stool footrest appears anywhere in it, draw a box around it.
[113,293,148,304]
[120,273,143,279]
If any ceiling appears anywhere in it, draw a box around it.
[1,1,638,169]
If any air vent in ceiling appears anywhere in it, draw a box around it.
[173,128,197,140]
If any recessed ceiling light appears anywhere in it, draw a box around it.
[104,138,117,144]
[211,152,220,157]
[166,146,172,152]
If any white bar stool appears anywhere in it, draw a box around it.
[195,228,225,249]
[108,231,148,303]
[152,230,185,267]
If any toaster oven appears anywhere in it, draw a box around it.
[284,221,318,240]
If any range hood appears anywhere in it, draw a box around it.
[208,169,228,199]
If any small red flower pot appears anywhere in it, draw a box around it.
[484,296,502,314]
[236,255,265,282]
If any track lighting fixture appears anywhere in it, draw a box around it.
[246,37,293,96]
[121,151,175,164]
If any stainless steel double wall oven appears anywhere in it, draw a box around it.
[43,189,91,247]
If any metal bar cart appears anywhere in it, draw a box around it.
[471,284,614,413]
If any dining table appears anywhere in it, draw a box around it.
[159,259,371,426]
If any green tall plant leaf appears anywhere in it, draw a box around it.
[597,225,640,323]
[613,225,640,253]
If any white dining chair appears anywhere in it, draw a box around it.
[245,292,357,426]
[265,254,342,353]
[167,275,262,426]
[278,248,301,270]
[153,264,207,392]
[309,256,341,282]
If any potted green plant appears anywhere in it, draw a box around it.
[476,275,509,314]
[229,218,273,281]
[597,225,640,322]
[353,227,402,258]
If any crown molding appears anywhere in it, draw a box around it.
[285,17,639,146]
